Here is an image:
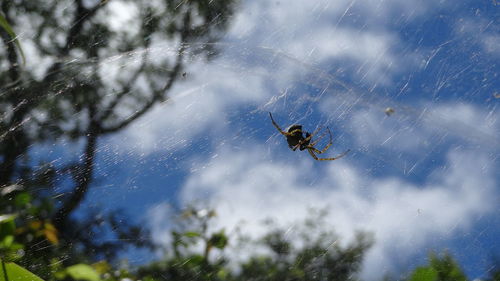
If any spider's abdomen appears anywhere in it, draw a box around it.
[286,125,309,150]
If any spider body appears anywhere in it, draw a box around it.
[285,125,311,150]
[269,112,350,161]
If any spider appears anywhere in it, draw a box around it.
[269,112,350,161]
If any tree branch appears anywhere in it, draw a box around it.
[53,107,100,229]
[96,56,148,122]
[51,7,191,226]
[98,12,191,134]
[62,0,107,55]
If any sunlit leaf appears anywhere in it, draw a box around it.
[65,264,100,281]
[184,231,201,238]
[409,267,438,281]
[43,228,58,245]
[92,261,111,274]
[0,215,16,225]
[216,268,228,279]
[42,223,58,244]
[0,259,44,281]
[0,235,14,248]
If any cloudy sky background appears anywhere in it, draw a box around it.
[52,0,500,279]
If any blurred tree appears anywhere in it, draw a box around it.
[237,231,373,281]
[137,207,374,281]
[237,215,373,281]
[0,0,235,277]
[407,252,468,281]
[137,207,230,281]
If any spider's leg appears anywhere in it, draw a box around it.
[306,127,333,154]
[307,148,320,160]
[308,148,351,161]
[308,146,325,154]
[306,128,350,160]
[301,125,322,145]
[269,112,290,136]
[309,128,329,147]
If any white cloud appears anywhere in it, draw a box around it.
[454,17,500,57]
[231,0,436,41]
[232,0,447,64]
[111,0,453,155]
[335,101,500,155]
[121,1,499,278]
[147,203,176,249]
[115,59,269,153]
[482,34,500,56]
[158,143,497,280]
[228,0,419,81]
[423,103,500,147]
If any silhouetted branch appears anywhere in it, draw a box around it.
[62,0,107,55]
[53,105,100,228]
[96,56,148,122]
[52,7,191,225]
[98,13,190,134]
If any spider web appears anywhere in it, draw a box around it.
[176,44,498,175]
[5,1,499,279]
[49,40,498,276]
[10,37,499,280]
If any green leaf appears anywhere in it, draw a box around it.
[217,268,228,279]
[428,253,468,281]
[14,193,31,207]
[184,231,201,238]
[65,264,100,281]
[0,236,13,248]
[185,255,204,265]
[209,231,228,249]
[0,215,16,225]
[0,259,44,281]
[0,13,26,65]
[0,217,16,239]
[409,267,438,281]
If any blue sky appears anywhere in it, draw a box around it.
[36,0,500,279]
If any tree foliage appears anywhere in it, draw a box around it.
[0,2,498,281]
[137,207,374,281]
[0,0,235,278]
[407,252,467,281]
